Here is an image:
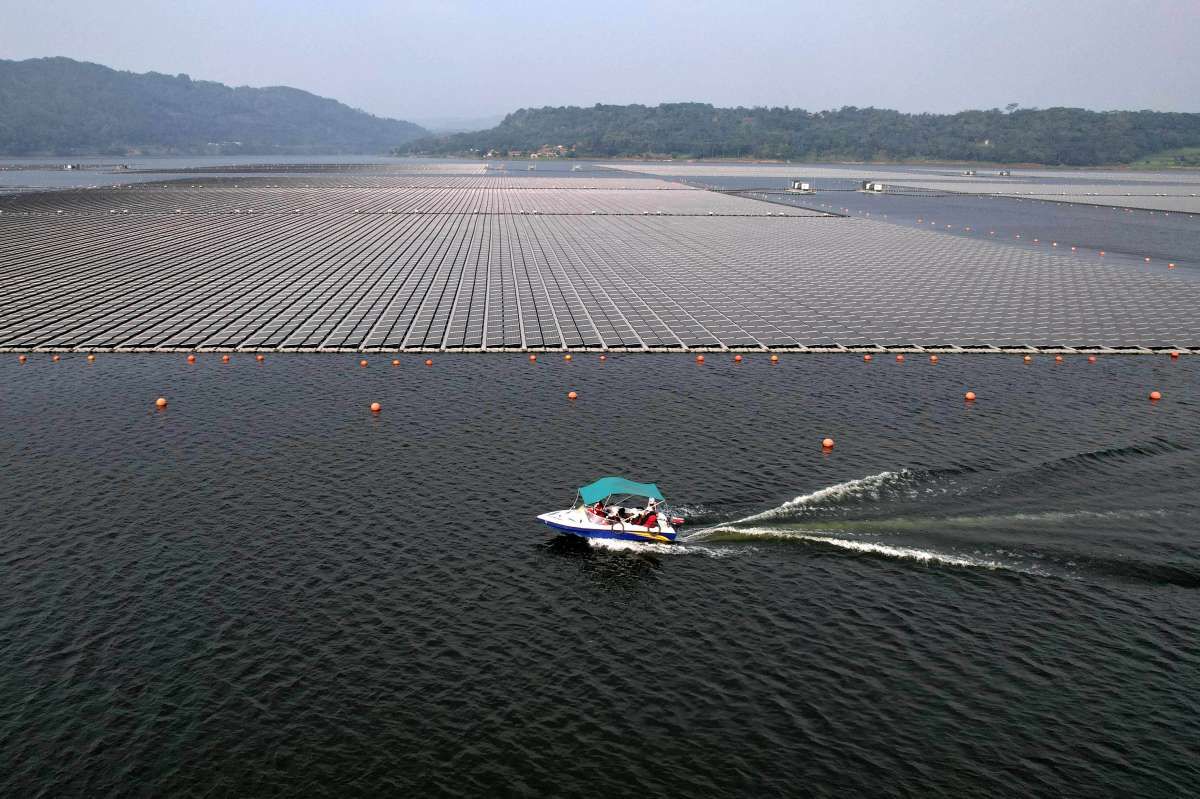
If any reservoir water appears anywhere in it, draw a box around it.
[2,353,1197,796]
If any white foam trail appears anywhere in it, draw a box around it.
[584,538,744,558]
[686,470,907,538]
[734,470,905,523]
[702,526,1001,569]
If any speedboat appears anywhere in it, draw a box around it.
[537,476,684,544]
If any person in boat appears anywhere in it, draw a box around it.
[587,501,606,518]
[634,499,659,528]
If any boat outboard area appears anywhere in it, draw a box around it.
[537,476,685,544]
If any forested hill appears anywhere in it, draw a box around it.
[400,103,1200,166]
[0,57,427,155]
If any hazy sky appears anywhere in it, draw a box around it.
[2,0,1197,124]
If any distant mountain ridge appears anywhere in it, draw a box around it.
[0,57,427,155]
[400,102,1200,166]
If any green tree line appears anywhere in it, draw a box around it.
[400,102,1200,166]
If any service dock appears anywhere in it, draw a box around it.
[2,163,1198,353]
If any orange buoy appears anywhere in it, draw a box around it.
[155,397,167,409]
[929,355,939,364]
[424,358,433,366]
[1087,355,1097,363]
[1168,262,1176,269]
[370,402,382,413]
[567,390,578,400]
[599,354,607,361]
[564,353,572,361]
[821,437,835,449]
[1099,250,1105,256]
[964,391,977,401]
[17,354,26,363]
[187,354,196,364]
[1170,351,1180,359]
[1149,390,1162,401]
[256,354,265,363]
[221,354,230,363]
[359,359,368,367]
[770,354,779,363]
[1055,355,1063,363]
[392,359,400,366]
[695,354,705,363]
[734,354,743,363]
[52,354,60,362]
[863,354,873,362]
[1023,355,1032,363]
[529,354,537,362]
[895,354,905,362]
[87,354,96,362]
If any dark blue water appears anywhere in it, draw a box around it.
[2,353,1197,796]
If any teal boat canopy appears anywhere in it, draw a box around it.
[578,476,664,505]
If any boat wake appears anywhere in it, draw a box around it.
[725,469,920,525]
[693,525,1007,570]
[680,455,1198,584]
[676,469,1013,571]
[584,536,747,558]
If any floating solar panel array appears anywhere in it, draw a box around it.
[857,181,1200,214]
[1,169,1198,352]
[137,161,493,175]
[0,178,811,218]
[613,163,1200,214]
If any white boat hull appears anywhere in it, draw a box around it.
[537,508,679,543]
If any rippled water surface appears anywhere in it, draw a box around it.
[2,354,1198,796]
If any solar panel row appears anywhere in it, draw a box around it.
[2,175,1198,351]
